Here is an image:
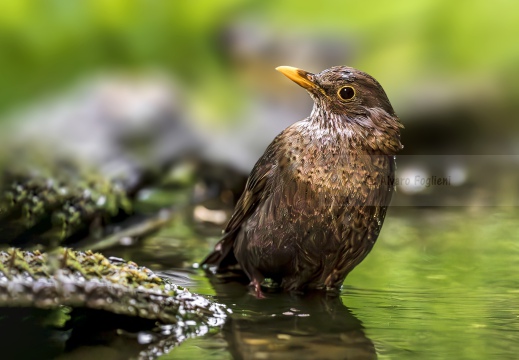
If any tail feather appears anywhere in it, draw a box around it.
[201,233,238,271]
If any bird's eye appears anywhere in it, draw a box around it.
[337,86,355,101]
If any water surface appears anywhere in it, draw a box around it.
[147,207,519,360]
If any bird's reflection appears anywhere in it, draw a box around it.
[209,277,377,360]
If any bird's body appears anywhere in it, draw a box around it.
[202,66,403,295]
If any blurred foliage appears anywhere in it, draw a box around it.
[0,0,518,124]
[0,0,245,120]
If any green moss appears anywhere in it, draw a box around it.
[0,248,229,326]
[0,165,133,245]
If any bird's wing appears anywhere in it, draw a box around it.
[200,136,281,269]
[224,155,275,234]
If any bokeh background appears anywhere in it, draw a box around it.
[1,1,518,190]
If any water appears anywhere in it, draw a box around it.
[147,207,519,360]
[3,207,516,359]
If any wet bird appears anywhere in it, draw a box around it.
[202,65,403,296]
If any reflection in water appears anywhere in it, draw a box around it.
[209,278,377,360]
[0,308,158,360]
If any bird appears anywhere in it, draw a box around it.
[202,65,403,297]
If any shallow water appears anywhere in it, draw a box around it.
[121,207,519,360]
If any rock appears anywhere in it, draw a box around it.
[0,248,228,325]
[0,248,229,359]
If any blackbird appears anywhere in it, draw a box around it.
[202,65,403,296]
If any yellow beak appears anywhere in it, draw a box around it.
[275,66,318,91]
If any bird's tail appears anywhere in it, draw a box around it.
[200,233,238,271]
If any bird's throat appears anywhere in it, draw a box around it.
[308,104,402,155]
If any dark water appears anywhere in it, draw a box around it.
[113,207,519,360]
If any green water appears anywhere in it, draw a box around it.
[156,207,519,360]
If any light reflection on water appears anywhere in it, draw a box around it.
[165,208,519,360]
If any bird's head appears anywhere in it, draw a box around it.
[276,65,403,152]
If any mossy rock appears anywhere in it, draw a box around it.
[0,248,229,325]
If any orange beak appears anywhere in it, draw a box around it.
[275,66,318,91]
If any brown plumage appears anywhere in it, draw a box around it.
[202,65,403,296]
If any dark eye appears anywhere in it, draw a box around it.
[338,86,355,100]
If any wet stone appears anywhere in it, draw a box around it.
[0,248,229,358]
